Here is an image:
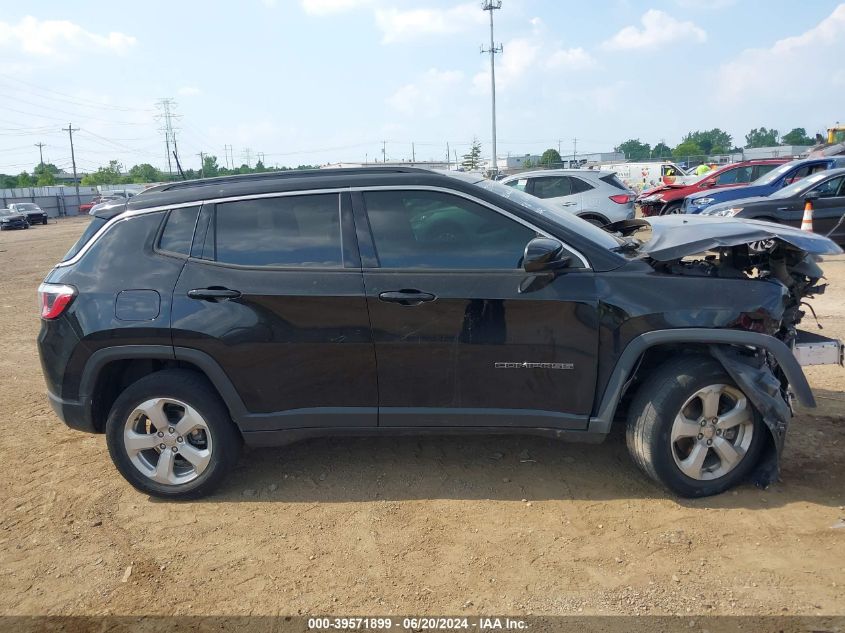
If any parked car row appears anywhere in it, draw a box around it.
[79,191,136,214]
[632,156,845,246]
[0,202,50,230]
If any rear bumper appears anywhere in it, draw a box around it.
[47,390,96,433]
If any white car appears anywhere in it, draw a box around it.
[499,169,636,226]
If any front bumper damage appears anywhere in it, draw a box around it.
[710,330,843,488]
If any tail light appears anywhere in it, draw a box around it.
[38,283,76,320]
[609,194,634,204]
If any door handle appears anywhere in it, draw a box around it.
[378,290,436,306]
[559,202,577,207]
[187,287,242,301]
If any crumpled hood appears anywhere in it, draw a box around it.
[606,215,844,261]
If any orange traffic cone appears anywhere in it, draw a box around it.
[801,199,814,232]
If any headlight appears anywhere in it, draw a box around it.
[692,197,715,206]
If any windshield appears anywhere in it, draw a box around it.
[769,170,833,199]
[473,178,625,249]
[17,203,38,210]
[754,161,802,186]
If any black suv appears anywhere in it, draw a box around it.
[37,168,843,499]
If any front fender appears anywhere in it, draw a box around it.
[589,328,813,434]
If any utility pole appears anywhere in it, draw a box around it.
[481,0,503,175]
[573,137,578,163]
[243,148,253,168]
[35,142,46,166]
[411,142,415,163]
[223,144,233,170]
[446,142,450,170]
[558,139,561,155]
[155,98,180,178]
[381,140,387,163]
[197,152,205,178]
[62,124,80,211]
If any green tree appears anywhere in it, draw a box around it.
[461,137,483,170]
[16,171,33,187]
[781,127,814,146]
[682,129,732,155]
[253,160,267,173]
[36,170,56,186]
[201,155,220,178]
[522,158,536,169]
[127,163,162,183]
[672,140,703,160]
[540,148,562,166]
[0,174,17,188]
[745,127,779,148]
[615,139,651,161]
[81,160,126,185]
[652,142,671,158]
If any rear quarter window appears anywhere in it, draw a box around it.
[62,217,107,261]
[599,174,627,190]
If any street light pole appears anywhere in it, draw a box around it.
[481,1,502,176]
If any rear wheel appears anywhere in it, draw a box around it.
[105,369,241,499]
[626,355,765,497]
[661,201,683,215]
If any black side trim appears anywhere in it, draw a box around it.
[242,426,607,448]
[79,345,175,400]
[589,328,814,434]
[379,407,588,430]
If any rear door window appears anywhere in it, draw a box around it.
[158,206,200,256]
[531,176,572,199]
[752,164,780,180]
[211,194,342,267]
[570,177,595,194]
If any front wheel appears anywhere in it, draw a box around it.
[661,202,683,215]
[105,369,241,499]
[626,355,765,497]
[42,218,48,225]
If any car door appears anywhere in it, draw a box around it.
[806,175,845,237]
[529,176,579,213]
[171,191,378,432]
[353,187,599,430]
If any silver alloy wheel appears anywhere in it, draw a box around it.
[670,384,754,481]
[123,398,213,485]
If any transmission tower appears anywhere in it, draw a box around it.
[155,98,181,177]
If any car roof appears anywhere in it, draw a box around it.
[500,169,615,180]
[126,167,486,210]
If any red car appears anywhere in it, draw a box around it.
[636,159,789,216]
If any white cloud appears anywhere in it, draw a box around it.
[546,47,596,70]
[0,16,136,57]
[387,68,464,117]
[178,86,201,97]
[715,3,845,105]
[602,9,706,51]
[375,3,486,44]
[300,0,374,15]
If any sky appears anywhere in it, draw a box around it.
[1,0,844,174]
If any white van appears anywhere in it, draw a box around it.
[595,161,693,192]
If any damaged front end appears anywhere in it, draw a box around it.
[609,215,844,486]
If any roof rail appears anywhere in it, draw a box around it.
[146,166,431,193]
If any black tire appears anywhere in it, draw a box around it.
[42,218,48,225]
[626,355,766,498]
[105,369,241,499]
[661,201,683,215]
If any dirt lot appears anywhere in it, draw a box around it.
[0,216,843,618]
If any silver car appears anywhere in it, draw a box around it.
[499,169,635,225]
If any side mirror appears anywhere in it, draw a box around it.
[804,192,820,202]
[523,237,570,273]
